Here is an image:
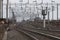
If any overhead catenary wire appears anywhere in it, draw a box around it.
[5,0,60,21]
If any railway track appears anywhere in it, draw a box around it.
[19,23,60,35]
[16,26,60,40]
[16,23,60,35]
[16,27,39,40]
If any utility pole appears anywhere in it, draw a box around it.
[20,0,24,20]
[9,4,16,23]
[48,11,49,24]
[46,3,50,24]
[51,0,55,20]
[35,0,39,17]
[0,0,3,18]
[33,1,36,18]
[2,0,3,18]
[30,5,31,20]
[11,9,16,23]
[41,0,43,19]
[52,6,54,20]
[57,4,58,20]
[6,0,9,22]
[33,0,38,17]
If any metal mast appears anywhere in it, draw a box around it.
[57,4,58,20]
[2,0,3,18]
[51,0,55,20]
[9,4,16,23]
[41,0,46,28]
[12,9,16,23]
[20,0,24,20]
[0,0,3,18]
[6,0,9,22]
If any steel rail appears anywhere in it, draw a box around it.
[17,26,60,40]
[16,28,39,40]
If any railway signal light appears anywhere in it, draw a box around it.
[42,7,48,28]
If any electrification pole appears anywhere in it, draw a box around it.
[30,5,31,20]
[51,0,55,20]
[57,4,58,20]
[48,11,49,24]
[20,0,24,20]
[35,0,39,17]
[2,0,3,18]
[41,0,43,19]
[6,0,9,22]
[52,6,54,20]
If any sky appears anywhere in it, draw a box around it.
[3,0,60,22]
[3,0,60,3]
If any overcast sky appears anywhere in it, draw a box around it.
[3,0,60,3]
[3,0,60,21]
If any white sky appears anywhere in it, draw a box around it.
[3,0,60,3]
[3,0,60,21]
